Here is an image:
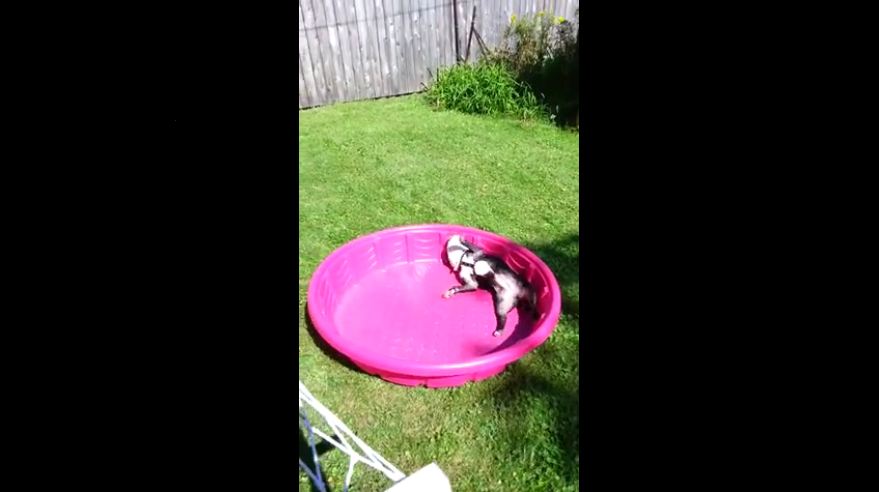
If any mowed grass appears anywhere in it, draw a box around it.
[299,95,579,492]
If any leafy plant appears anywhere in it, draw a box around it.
[425,62,545,120]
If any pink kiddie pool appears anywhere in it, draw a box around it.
[307,224,562,388]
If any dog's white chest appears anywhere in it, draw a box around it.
[458,260,496,284]
[473,260,492,277]
[458,265,476,283]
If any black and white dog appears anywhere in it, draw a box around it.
[444,235,538,337]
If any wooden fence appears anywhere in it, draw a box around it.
[298,0,578,109]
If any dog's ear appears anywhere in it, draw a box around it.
[446,236,465,270]
[447,235,466,251]
[460,238,483,254]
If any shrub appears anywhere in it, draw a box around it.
[488,12,556,76]
[425,62,545,120]
[484,10,579,127]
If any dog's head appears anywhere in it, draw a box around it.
[445,234,469,271]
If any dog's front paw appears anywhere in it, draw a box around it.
[492,330,503,337]
[443,289,455,299]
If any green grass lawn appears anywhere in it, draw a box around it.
[299,95,580,492]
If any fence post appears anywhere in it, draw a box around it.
[452,0,461,62]
[464,5,477,62]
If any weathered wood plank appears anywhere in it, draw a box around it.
[313,0,343,103]
[353,0,376,99]
[331,0,359,101]
[382,0,399,96]
[394,0,410,94]
[461,0,472,61]
[301,0,329,106]
[339,1,364,100]
[300,2,322,107]
[428,0,439,82]
[444,0,455,69]
[400,0,419,92]
[298,56,308,108]
[375,0,390,96]
[364,0,383,97]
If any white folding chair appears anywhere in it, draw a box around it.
[299,381,452,492]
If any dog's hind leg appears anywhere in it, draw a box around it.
[523,288,539,319]
[492,293,517,337]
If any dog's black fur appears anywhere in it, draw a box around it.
[444,236,539,337]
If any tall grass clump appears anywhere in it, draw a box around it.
[425,62,546,120]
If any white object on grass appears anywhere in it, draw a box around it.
[385,463,452,492]
[300,381,451,491]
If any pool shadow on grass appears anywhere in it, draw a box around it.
[524,233,580,321]
[484,340,580,486]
